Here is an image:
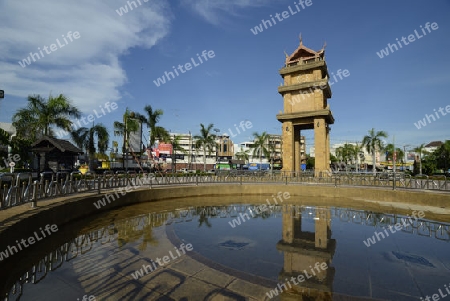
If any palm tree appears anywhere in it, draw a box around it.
[362,128,388,175]
[384,143,404,170]
[235,146,250,164]
[335,146,344,164]
[413,143,426,175]
[114,109,141,169]
[70,123,109,171]
[12,94,81,141]
[193,123,217,171]
[335,144,356,171]
[141,105,169,148]
[352,143,364,172]
[250,131,271,171]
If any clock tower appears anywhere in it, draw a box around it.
[277,38,334,176]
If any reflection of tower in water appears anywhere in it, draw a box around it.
[276,205,336,300]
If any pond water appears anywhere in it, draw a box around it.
[1,198,450,301]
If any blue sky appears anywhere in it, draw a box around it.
[0,0,449,151]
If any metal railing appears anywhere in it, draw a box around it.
[2,204,449,300]
[0,171,449,211]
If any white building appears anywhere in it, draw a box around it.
[233,134,286,164]
[152,132,234,170]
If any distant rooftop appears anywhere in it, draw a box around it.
[425,141,443,148]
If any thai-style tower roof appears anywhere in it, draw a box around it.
[285,35,325,66]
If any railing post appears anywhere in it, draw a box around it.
[98,178,101,194]
[44,180,49,197]
[285,176,288,185]
[31,180,38,208]
[240,175,242,185]
[393,171,396,190]
[196,175,198,186]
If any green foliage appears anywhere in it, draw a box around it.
[362,128,388,174]
[140,105,169,147]
[193,123,217,171]
[306,155,315,169]
[384,143,404,163]
[12,94,81,141]
[250,131,276,171]
[330,153,338,163]
[235,146,250,163]
[435,140,450,172]
[0,130,32,168]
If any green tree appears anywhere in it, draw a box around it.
[330,153,338,163]
[12,94,81,141]
[0,129,32,169]
[250,131,271,171]
[413,143,426,175]
[306,155,315,170]
[421,151,437,175]
[362,128,388,175]
[140,105,169,148]
[114,109,141,169]
[384,143,404,170]
[335,143,359,171]
[0,128,9,148]
[194,123,217,171]
[435,140,450,172]
[235,146,250,164]
[71,123,109,171]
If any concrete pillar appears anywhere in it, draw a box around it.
[326,126,330,171]
[315,208,329,249]
[282,121,294,172]
[282,205,294,243]
[294,126,301,173]
[314,118,327,176]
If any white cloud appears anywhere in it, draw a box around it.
[183,0,272,25]
[0,0,172,112]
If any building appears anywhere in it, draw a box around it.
[31,136,83,172]
[233,134,306,170]
[424,141,443,153]
[150,132,235,171]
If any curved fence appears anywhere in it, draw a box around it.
[0,171,449,211]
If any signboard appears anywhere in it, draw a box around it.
[158,143,173,154]
[407,152,416,161]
